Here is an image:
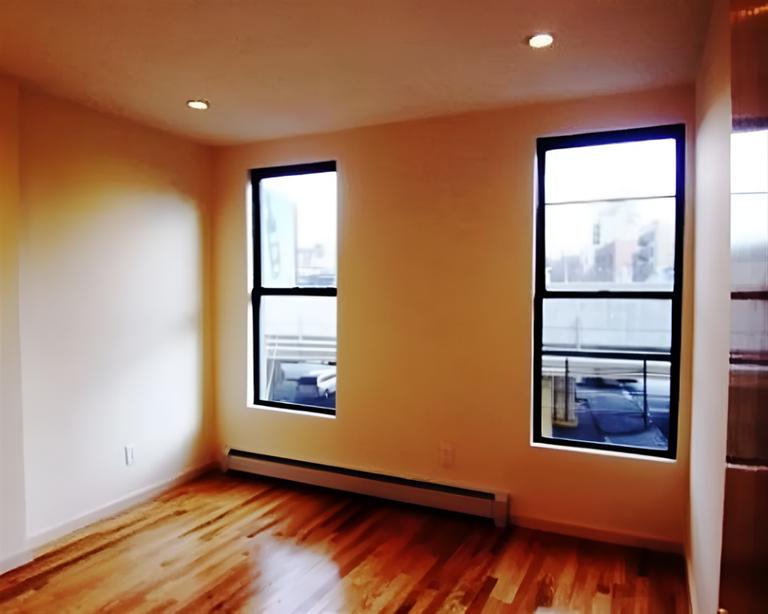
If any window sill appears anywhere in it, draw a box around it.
[247,403,336,419]
[530,440,677,463]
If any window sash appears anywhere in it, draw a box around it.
[533,125,685,459]
[250,161,338,414]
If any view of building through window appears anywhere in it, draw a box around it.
[253,166,337,412]
[545,198,676,290]
[535,128,683,455]
[260,172,337,288]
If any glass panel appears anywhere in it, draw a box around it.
[731,193,768,292]
[545,138,676,203]
[541,355,671,451]
[260,296,336,409]
[731,300,768,358]
[731,130,768,194]
[260,171,337,288]
[545,197,676,291]
[543,299,671,353]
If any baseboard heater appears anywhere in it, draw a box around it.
[225,449,509,527]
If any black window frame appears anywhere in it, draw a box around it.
[249,160,338,416]
[533,124,686,459]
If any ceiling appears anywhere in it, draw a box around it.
[0,1,710,145]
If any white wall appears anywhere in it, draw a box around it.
[688,0,732,611]
[0,76,26,567]
[213,84,695,549]
[0,82,216,552]
[0,49,724,585]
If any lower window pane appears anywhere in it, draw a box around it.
[260,296,336,409]
[541,355,671,451]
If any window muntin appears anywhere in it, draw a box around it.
[251,162,337,415]
[534,126,685,458]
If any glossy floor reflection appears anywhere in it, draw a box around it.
[0,472,687,613]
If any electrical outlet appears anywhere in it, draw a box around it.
[124,444,135,466]
[439,441,455,468]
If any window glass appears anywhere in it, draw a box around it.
[260,296,336,410]
[545,197,676,291]
[540,356,671,451]
[731,300,768,357]
[252,162,338,414]
[535,127,683,457]
[260,171,337,288]
[543,299,672,353]
[545,139,676,203]
[730,130,768,368]
[731,193,768,292]
[731,130,768,194]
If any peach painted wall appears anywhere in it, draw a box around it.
[15,88,215,538]
[688,0,732,611]
[213,85,695,548]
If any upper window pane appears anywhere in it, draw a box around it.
[731,130,768,195]
[260,171,337,288]
[545,139,677,204]
[545,197,676,291]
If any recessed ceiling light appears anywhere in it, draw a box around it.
[527,33,554,49]
[186,99,210,110]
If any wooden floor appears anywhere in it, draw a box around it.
[0,472,687,613]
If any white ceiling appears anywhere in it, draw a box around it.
[0,0,710,145]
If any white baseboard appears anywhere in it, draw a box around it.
[227,451,509,527]
[226,451,679,552]
[0,461,215,576]
[512,514,683,554]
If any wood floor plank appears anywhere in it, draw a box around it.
[0,472,688,613]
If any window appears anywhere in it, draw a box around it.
[533,125,685,457]
[731,129,768,363]
[250,161,337,415]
